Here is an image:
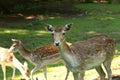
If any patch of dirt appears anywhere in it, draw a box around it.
[0,14,34,23]
[0,14,36,28]
[0,11,85,28]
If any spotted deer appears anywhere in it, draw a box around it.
[0,47,30,80]
[45,24,116,80]
[8,39,70,80]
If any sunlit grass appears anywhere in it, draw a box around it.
[0,29,49,35]
[0,29,28,34]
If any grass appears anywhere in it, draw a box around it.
[0,3,120,80]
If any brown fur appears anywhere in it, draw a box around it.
[9,39,70,80]
[55,27,63,32]
[70,35,115,65]
[33,44,59,59]
[45,24,116,80]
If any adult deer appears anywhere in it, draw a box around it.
[0,47,30,80]
[45,24,115,80]
[8,39,70,80]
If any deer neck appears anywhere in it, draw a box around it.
[12,57,29,79]
[58,38,73,66]
[12,57,23,70]
[18,44,31,57]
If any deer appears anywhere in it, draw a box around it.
[8,39,70,80]
[45,23,116,80]
[0,47,30,80]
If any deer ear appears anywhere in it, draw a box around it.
[45,24,54,32]
[11,39,20,43]
[64,23,72,31]
[11,39,17,42]
[11,39,19,43]
[24,61,28,67]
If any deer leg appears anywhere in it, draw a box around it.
[65,68,70,80]
[72,72,79,80]
[11,67,15,80]
[31,64,42,80]
[1,65,6,80]
[43,65,47,80]
[79,71,85,80]
[103,59,112,80]
[95,65,106,80]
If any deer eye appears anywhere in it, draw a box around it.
[63,33,65,35]
[13,44,17,47]
[52,33,54,36]
[27,69,30,73]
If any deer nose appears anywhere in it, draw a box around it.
[54,41,60,46]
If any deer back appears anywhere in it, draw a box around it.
[70,35,115,63]
[0,47,14,63]
[32,44,59,59]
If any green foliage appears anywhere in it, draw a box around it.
[13,4,25,12]
[26,3,41,9]
[108,0,112,4]
[0,12,5,17]
[86,0,93,3]
[13,2,41,12]
[11,1,80,15]
[33,18,43,25]
[26,23,33,27]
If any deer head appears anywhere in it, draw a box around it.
[8,39,22,53]
[45,23,72,46]
[21,62,30,80]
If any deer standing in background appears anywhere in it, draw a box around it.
[8,39,70,80]
[45,24,115,80]
[0,47,30,80]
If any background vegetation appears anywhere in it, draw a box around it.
[0,1,120,80]
[0,0,120,15]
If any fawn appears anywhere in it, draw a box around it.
[0,47,30,80]
[8,39,70,80]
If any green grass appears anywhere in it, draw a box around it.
[0,3,120,80]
